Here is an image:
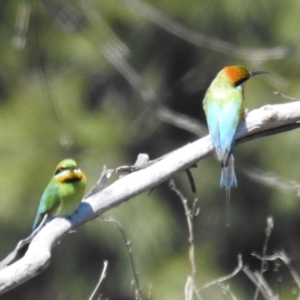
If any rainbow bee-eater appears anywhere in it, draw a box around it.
[203,65,267,226]
[32,159,86,230]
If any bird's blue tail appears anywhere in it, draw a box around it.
[220,154,237,188]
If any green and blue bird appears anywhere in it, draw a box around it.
[203,65,266,225]
[32,159,86,229]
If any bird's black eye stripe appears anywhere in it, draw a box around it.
[234,75,250,88]
[55,167,67,175]
[55,166,77,175]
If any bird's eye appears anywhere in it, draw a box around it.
[55,167,67,175]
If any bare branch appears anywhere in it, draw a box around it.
[147,284,153,300]
[0,214,48,270]
[12,1,31,50]
[242,165,300,197]
[116,153,150,173]
[157,107,207,137]
[274,91,300,102]
[84,166,114,198]
[118,0,292,63]
[103,218,142,300]
[168,180,202,300]
[253,217,274,300]
[242,266,278,300]
[253,250,300,293]
[218,282,238,300]
[88,260,108,300]
[198,254,243,291]
[0,101,300,294]
[78,0,129,57]
[100,42,207,137]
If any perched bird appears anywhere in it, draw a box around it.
[203,65,266,225]
[32,159,86,229]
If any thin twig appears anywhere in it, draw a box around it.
[242,266,278,300]
[100,42,205,137]
[279,251,300,293]
[84,166,114,199]
[253,271,278,300]
[79,0,129,57]
[218,282,238,300]
[192,285,203,300]
[168,179,201,300]
[198,255,243,291]
[251,250,300,299]
[147,284,153,300]
[12,0,31,49]
[274,91,300,102]
[185,168,197,194]
[119,0,291,63]
[88,260,108,300]
[103,218,142,300]
[241,165,300,197]
[156,106,207,137]
[253,217,274,300]
[257,250,300,295]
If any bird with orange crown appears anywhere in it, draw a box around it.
[203,65,267,226]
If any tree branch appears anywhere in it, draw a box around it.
[0,101,300,294]
[118,0,291,63]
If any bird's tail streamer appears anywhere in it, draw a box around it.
[221,154,237,226]
[220,154,237,188]
[225,187,231,227]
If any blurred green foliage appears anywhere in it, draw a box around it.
[1,0,300,299]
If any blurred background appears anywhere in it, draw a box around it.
[1,0,300,299]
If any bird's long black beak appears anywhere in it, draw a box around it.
[249,70,269,77]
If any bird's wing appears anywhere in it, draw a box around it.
[204,89,243,163]
[204,97,223,160]
[218,97,243,162]
[32,182,60,229]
